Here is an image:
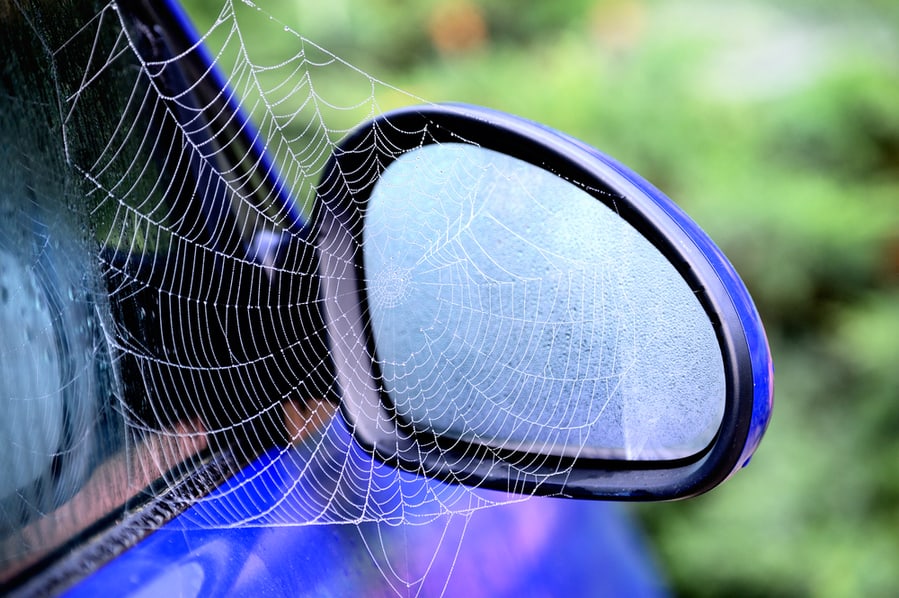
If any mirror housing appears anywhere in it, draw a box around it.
[315,104,773,500]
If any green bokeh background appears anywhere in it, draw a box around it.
[183,1,899,595]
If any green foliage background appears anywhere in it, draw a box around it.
[184,1,899,595]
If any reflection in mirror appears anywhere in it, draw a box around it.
[364,143,726,461]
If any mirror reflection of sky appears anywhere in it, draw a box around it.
[364,143,725,460]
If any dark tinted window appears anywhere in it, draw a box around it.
[0,1,322,583]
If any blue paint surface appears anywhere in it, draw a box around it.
[66,425,667,597]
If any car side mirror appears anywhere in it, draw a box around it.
[316,104,773,500]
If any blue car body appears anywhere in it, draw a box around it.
[65,429,667,596]
[1,0,772,594]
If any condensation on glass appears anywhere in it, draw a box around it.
[364,144,726,461]
[1,2,217,581]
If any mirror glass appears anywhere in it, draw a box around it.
[363,143,725,461]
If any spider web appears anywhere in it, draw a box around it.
[0,0,720,593]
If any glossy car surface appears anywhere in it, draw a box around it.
[64,433,666,596]
[1,0,771,594]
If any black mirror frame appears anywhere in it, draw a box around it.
[314,103,773,501]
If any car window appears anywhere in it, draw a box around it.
[0,0,222,583]
[2,1,341,586]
